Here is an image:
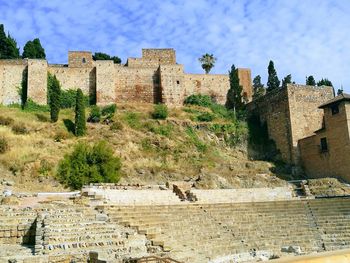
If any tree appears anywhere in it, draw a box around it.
[266,60,280,92]
[317,78,333,87]
[198,53,216,74]
[48,73,61,122]
[226,64,243,112]
[0,24,20,59]
[22,38,46,59]
[75,89,86,136]
[252,75,265,100]
[337,86,344,96]
[306,75,316,86]
[93,52,121,64]
[281,74,292,89]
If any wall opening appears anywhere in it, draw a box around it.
[320,137,328,152]
[331,104,339,115]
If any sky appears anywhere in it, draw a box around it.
[1,0,350,93]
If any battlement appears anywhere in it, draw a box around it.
[142,48,176,64]
[68,51,94,68]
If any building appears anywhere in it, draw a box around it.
[299,93,350,181]
[0,49,252,106]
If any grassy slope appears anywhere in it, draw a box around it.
[0,103,288,193]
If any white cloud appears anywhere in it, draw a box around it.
[1,0,350,92]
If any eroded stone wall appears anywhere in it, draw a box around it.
[28,59,47,104]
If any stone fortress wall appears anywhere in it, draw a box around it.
[0,48,253,107]
[248,84,334,166]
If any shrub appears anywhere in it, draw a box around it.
[0,137,9,154]
[60,89,89,109]
[151,104,168,120]
[123,112,141,129]
[196,112,215,122]
[57,141,122,189]
[47,73,61,122]
[146,122,173,137]
[0,116,14,126]
[53,130,70,142]
[11,123,29,135]
[87,105,101,123]
[101,104,117,117]
[35,113,50,122]
[185,126,207,152]
[184,94,213,107]
[74,89,86,136]
[110,121,123,131]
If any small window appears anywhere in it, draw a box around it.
[320,137,328,152]
[331,104,339,115]
[82,58,86,63]
[176,80,180,85]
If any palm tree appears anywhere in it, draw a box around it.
[198,53,217,74]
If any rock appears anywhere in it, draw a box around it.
[3,189,12,197]
[5,180,15,186]
[96,213,108,221]
[281,245,302,254]
[257,255,269,261]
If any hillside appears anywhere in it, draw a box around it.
[0,102,290,193]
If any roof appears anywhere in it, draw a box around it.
[319,93,350,108]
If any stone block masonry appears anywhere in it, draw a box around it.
[0,48,253,106]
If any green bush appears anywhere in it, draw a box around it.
[53,130,69,142]
[185,126,207,152]
[60,89,89,109]
[209,122,248,146]
[87,105,101,123]
[0,137,9,154]
[9,99,49,112]
[196,112,215,122]
[74,89,86,136]
[146,122,173,137]
[11,123,29,135]
[123,112,141,129]
[101,104,117,117]
[151,104,168,120]
[110,121,123,131]
[0,116,14,126]
[57,141,122,189]
[184,94,213,107]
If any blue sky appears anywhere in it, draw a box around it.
[1,0,350,92]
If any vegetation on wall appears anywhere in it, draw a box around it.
[281,74,292,89]
[75,89,86,136]
[151,104,168,120]
[252,75,265,100]
[57,141,122,189]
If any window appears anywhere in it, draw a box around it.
[82,58,86,63]
[176,80,180,85]
[331,104,339,115]
[320,137,328,152]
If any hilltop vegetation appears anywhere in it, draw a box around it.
[0,96,289,192]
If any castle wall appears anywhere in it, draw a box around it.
[238,68,253,102]
[160,64,185,105]
[142,48,176,64]
[114,65,160,104]
[287,85,334,164]
[299,102,350,181]
[95,61,115,105]
[48,66,95,96]
[248,84,334,165]
[0,60,27,105]
[27,59,47,104]
[183,74,229,104]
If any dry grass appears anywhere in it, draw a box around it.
[0,103,288,192]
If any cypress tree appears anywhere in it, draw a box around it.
[306,75,316,86]
[48,73,61,122]
[75,89,86,136]
[266,60,280,92]
[226,64,243,112]
[252,75,265,100]
[0,24,20,59]
[281,74,292,89]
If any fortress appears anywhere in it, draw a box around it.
[0,48,252,106]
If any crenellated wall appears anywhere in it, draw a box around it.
[0,48,252,107]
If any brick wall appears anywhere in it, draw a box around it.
[142,48,176,64]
